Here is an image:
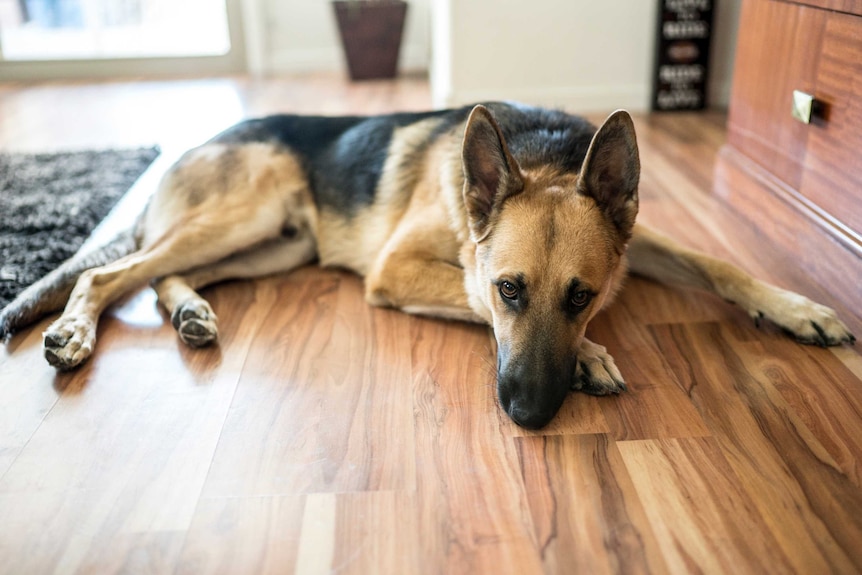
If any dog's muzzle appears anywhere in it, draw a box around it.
[496,350,573,429]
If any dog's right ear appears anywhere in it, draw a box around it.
[461,105,524,242]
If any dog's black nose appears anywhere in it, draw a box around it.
[507,402,553,430]
[496,349,571,429]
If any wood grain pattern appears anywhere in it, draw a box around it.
[330,491,422,574]
[200,270,416,497]
[177,495,306,574]
[618,437,793,574]
[0,74,860,574]
[410,318,544,574]
[516,434,667,574]
[739,338,862,488]
[650,322,862,573]
[800,10,862,234]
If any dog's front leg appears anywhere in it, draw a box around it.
[572,338,627,395]
[365,249,487,324]
[628,224,855,346]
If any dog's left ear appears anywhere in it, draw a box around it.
[577,110,640,240]
[462,105,524,242]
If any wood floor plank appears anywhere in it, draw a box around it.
[177,495,306,575]
[584,283,713,440]
[737,337,862,488]
[617,436,794,574]
[833,345,862,379]
[650,321,862,573]
[329,491,422,574]
[0,282,267,573]
[0,321,61,479]
[295,494,337,575]
[0,491,187,575]
[516,434,668,574]
[636,112,729,196]
[410,318,544,574]
[74,530,186,575]
[201,270,416,496]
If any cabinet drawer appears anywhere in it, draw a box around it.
[727,0,824,191]
[799,11,862,236]
[728,0,862,237]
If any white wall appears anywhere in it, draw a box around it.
[247,0,740,111]
[430,0,740,112]
[709,0,741,108]
[432,0,657,111]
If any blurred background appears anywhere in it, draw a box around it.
[0,0,741,112]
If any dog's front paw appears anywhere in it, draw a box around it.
[43,315,97,370]
[572,339,627,395]
[754,289,855,347]
[171,300,218,348]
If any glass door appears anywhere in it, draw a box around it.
[0,0,245,77]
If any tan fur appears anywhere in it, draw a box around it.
[41,142,318,369]
[318,117,446,274]
[24,104,852,429]
[364,127,480,322]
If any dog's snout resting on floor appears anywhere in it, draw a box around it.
[0,103,854,429]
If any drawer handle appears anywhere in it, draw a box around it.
[792,90,824,124]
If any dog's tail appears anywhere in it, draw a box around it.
[0,228,140,340]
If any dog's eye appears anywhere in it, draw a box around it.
[499,281,519,300]
[571,290,591,308]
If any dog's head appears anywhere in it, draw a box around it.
[461,105,639,428]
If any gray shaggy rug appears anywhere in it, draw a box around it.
[0,148,159,309]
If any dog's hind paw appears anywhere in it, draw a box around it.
[753,289,855,347]
[171,300,218,348]
[572,339,627,395]
[43,315,97,370]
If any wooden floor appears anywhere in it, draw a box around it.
[1,74,861,575]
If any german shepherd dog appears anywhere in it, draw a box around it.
[0,103,854,428]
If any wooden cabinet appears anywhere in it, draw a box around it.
[792,0,862,14]
[720,0,861,317]
[727,1,825,191]
[801,13,862,234]
[727,0,862,243]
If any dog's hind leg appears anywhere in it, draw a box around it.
[42,218,283,369]
[0,230,138,339]
[152,276,220,348]
[41,143,317,369]
[152,233,317,347]
[41,190,319,369]
[627,223,855,346]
